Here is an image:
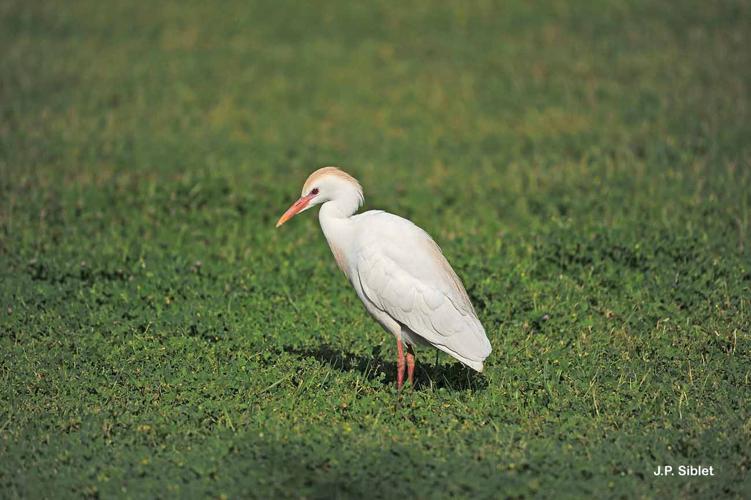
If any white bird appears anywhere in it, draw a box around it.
[276,167,491,389]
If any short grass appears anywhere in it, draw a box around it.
[1,0,750,498]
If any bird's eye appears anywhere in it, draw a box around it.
[311,188,319,195]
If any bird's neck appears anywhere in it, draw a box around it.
[318,198,358,234]
[319,188,362,221]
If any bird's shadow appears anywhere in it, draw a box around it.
[283,343,488,392]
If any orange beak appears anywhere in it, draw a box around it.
[275,192,317,227]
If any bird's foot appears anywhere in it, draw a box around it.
[396,338,405,390]
[406,344,415,387]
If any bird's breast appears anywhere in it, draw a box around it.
[327,239,350,278]
[319,212,357,280]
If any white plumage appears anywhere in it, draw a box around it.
[276,166,491,388]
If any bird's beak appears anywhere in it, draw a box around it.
[275,193,316,227]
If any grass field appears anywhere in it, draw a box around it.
[1,0,750,497]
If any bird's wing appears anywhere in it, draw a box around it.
[353,213,491,368]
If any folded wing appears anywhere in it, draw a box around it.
[353,213,491,371]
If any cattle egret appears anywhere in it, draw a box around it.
[276,167,492,389]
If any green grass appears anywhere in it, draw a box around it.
[1,0,750,497]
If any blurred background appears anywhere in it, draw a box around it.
[1,0,749,497]
[3,0,748,228]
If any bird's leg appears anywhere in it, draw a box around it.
[396,338,405,390]
[406,344,416,387]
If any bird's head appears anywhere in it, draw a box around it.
[276,166,364,227]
